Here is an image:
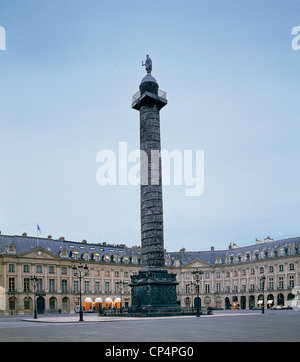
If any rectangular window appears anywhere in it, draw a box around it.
[8,277,15,292]
[205,283,210,293]
[37,279,43,292]
[62,279,68,292]
[73,280,79,293]
[289,275,295,288]
[84,281,90,293]
[124,283,129,293]
[24,278,30,292]
[269,277,274,290]
[278,276,284,289]
[49,279,55,292]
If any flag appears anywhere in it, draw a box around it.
[37,223,42,234]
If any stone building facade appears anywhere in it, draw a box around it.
[0,233,299,315]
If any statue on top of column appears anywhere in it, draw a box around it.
[142,54,152,75]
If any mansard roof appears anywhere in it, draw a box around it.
[0,234,142,265]
[225,236,300,256]
[0,234,299,267]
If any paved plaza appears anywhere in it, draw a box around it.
[0,310,299,342]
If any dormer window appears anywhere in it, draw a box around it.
[104,254,111,263]
[71,250,79,260]
[82,252,90,261]
[93,253,100,262]
[131,255,138,264]
[59,249,68,258]
[122,256,129,264]
[6,244,16,254]
[113,254,120,263]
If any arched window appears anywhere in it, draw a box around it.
[184,297,191,308]
[49,297,56,310]
[62,297,69,311]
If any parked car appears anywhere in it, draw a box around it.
[270,305,293,310]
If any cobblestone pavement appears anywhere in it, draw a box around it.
[0,310,299,342]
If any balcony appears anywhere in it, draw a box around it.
[132,89,167,111]
[132,89,167,104]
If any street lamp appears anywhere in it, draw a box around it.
[260,275,266,314]
[115,280,126,314]
[30,275,38,319]
[72,263,89,322]
[192,269,203,317]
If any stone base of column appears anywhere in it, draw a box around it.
[129,270,181,316]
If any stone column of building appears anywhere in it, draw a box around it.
[129,55,179,315]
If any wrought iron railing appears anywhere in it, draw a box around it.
[132,89,167,104]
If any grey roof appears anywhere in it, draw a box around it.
[166,250,227,266]
[0,234,142,265]
[166,236,300,266]
[0,234,299,267]
[225,237,300,256]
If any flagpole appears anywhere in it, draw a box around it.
[37,222,39,248]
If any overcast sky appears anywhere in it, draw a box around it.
[0,0,300,252]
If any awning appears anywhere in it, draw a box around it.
[267,300,273,304]
[258,300,263,304]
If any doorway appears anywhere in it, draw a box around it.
[37,296,45,314]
